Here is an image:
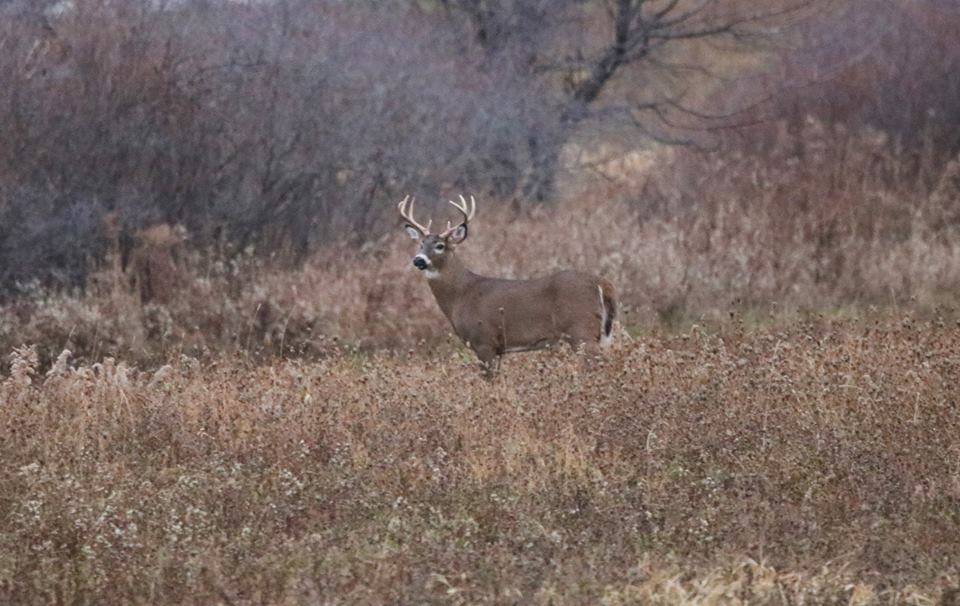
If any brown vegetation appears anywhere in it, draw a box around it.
[3,121,960,370]
[2,315,959,603]
[1,121,959,603]
[3,1,960,603]
[3,0,959,293]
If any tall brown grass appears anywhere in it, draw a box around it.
[3,121,960,369]
[2,314,958,603]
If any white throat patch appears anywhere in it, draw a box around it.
[424,268,440,280]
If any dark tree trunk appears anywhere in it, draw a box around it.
[522,0,635,202]
[523,133,564,203]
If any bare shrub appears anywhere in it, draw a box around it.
[2,0,958,299]
[724,0,960,176]
[0,188,107,294]
[0,0,554,290]
[4,123,960,369]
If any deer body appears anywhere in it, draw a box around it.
[399,195,616,375]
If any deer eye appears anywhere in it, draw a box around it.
[434,243,445,252]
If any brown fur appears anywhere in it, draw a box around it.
[407,230,617,376]
[128,224,187,304]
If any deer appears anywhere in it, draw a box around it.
[399,194,617,376]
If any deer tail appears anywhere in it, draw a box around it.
[598,280,617,346]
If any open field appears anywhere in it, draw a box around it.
[6,135,960,370]
[2,130,960,604]
[3,1,960,603]
[2,314,959,604]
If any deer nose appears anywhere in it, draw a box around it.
[413,256,428,270]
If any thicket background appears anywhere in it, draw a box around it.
[0,0,957,287]
[2,0,960,366]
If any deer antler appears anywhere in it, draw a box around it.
[398,195,432,236]
[440,195,476,237]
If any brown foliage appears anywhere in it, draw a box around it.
[3,121,960,369]
[1,316,958,603]
[6,0,960,296]
[731,0,960,170]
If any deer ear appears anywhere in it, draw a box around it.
[448,223,468,244]
[404,225,421,241]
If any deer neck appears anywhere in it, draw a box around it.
[425,253,478,318]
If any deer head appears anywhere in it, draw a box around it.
[398,194,475,277]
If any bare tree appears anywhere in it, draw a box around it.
[438,0,820,200]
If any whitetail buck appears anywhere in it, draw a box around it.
[399,195,617,376]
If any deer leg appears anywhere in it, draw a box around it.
[474,345,501,379]
[484,356,502,379]
[566,331,602,370]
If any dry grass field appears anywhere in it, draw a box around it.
[2,313,959,604]
[3,135,960,604]
[6,131,960,369]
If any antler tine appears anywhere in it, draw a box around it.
[398,195,432,235]
[440,194,476,236]
[450,194,476,223]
